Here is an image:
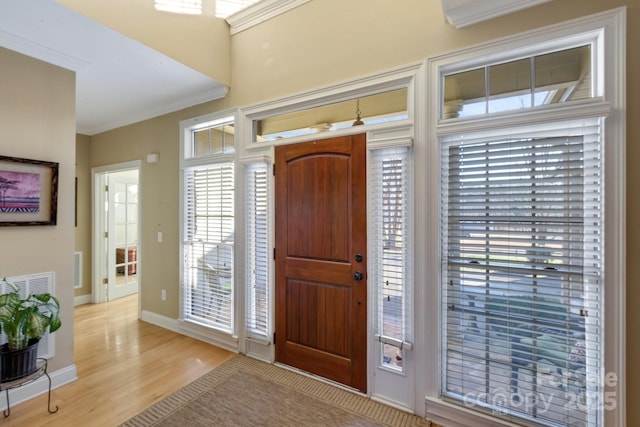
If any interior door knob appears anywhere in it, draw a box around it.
[353,271,364,281]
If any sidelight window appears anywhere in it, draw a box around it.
[245,162,271,340]
[371,146,412,371]
[181,116,235,334]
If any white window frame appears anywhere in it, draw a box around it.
[423,8,626,427]
[370,145,413,373]
[179,111,240,351]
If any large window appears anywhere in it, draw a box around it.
[441,119,602,426]
[181,116,235,334]
[430,11,626,425]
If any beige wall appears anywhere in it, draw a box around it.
[88,101,230,317]
[56,0,231,85]
[75,134,92,297]
[0,47,76,373]
[81,0,638,423]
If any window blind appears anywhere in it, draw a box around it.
[370,147,412,371]
[155,0,202,15]
[215,0,261,18]
[441,118,602,427]
[245,163,270,340]
[183,162,234,332]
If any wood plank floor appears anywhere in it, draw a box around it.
[3,294,234,426]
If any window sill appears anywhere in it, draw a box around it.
[425,397,521,427]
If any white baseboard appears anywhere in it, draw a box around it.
[74,294,91,306]
[140,310,239,353]
[0,363,78,412]
[141,309,180,333]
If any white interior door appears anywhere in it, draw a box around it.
[107,170,139,301]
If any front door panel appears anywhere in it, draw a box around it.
[275,134,367,392]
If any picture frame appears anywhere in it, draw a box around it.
[0,155,59,226]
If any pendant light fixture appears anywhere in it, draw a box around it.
[352,99,364,126]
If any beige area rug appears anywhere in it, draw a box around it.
[121,355,430,427]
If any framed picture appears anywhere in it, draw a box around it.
[0,155,59,226]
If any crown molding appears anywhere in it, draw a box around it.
[227,0,311,35]
[77,84,229,135]
[0,28,90,71]
[442,0,552,29]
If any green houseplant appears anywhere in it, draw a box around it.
[0,278,61,381]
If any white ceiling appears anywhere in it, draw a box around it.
[0,0,228,135]
[0,0,549,136]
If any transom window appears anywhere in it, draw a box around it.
[443,45,592,119]
[253,89,408,142]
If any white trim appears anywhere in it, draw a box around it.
[73,251,83,289]
[91,160,142,310]
[78,85,229,136]
[601,7,627,427]
[239,154,273,164]
[441,0,552,29]
[0,28,90,72]
[242,62,421,123]
[425,397,515,427]
[141,309,180,332]
[425,7,626,427]
[141,310,240,353]
[226,0,311,35]
[367,125,414,150]
[436,99,611,136]
[74,294,91,306]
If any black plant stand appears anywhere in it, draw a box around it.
[0,358,58,417]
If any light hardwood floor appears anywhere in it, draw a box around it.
[3,294,234,426]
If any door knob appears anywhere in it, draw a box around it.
[355,253,363,263]
[353,271,364,281]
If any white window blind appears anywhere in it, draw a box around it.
[245,162,270,340]
[370,147,412,371]
[155,0,202,15]
[215,0,261,18]
[441,118,603,427]
[183,162,234,332]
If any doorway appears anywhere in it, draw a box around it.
[274,134,367,392]
[92,161,141,305]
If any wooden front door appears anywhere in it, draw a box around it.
[275,134,367,392]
